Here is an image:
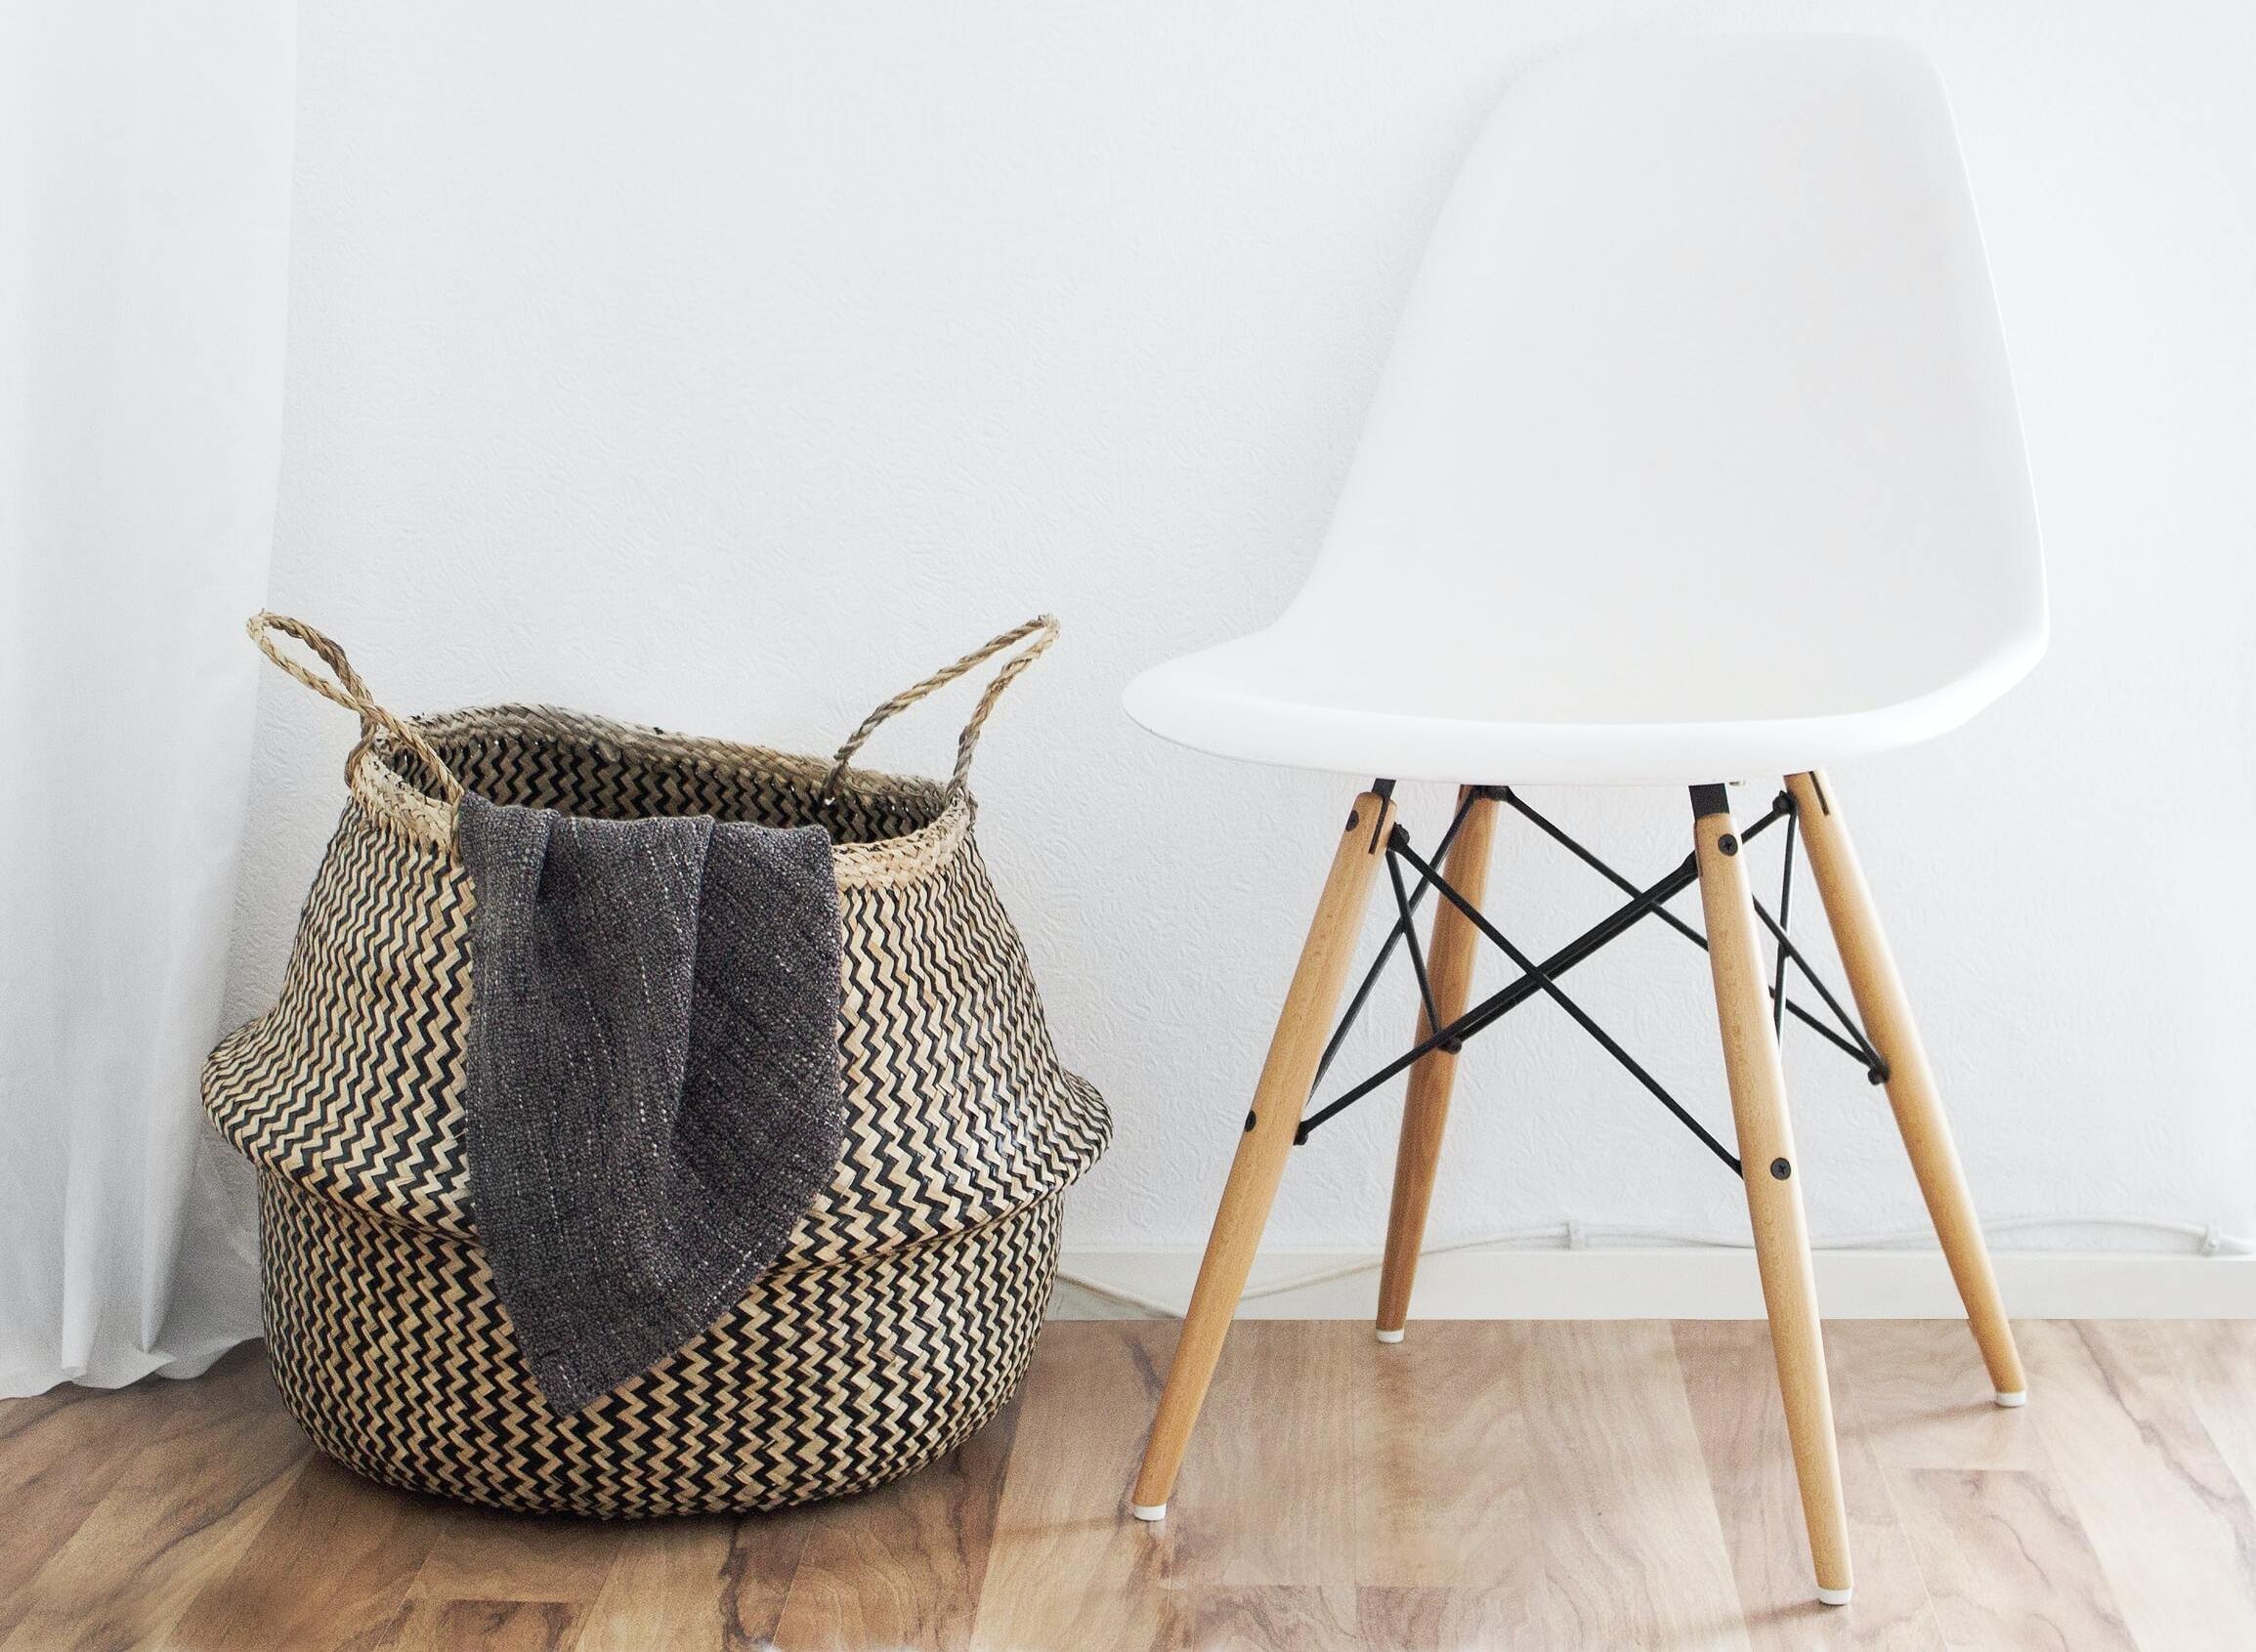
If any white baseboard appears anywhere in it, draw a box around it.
[1051,1247,2256,1321]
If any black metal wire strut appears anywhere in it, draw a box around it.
[1390,830,1744,1176]
[1288,785,1889,1182]
[1310,784,1482,1089]
[1497,787,1883,1079]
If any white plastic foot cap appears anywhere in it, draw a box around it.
[1816,1586,1853,1608]
[1375,1327,1405,1344]
[1994,1389,2028,1409]
[1129,1502,1168,1522]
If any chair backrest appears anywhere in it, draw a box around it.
[1285,35,2045,726]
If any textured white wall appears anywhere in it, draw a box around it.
[228,1,2256,1265]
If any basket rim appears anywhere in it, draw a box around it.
[351,702,975,885]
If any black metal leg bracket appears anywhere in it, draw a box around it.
[1285,784,1890,1182]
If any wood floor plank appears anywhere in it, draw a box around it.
[12,1324,2256,1650]
[1163,1586,1359,1651]
[2169,1319,2256,1513]
[1166,1321,1359,1588]
[407,1504,625,1610]
[0,1354,309,1652]
[1889,1465,2136,1651]
[0,1362,235,1621]
[768,1389,1022,1650]
[573,1516,812,1652]
[1515,1321,1753,1650]
[568,1518,754,1652]
[2021,1319,2256,1652]
[576,1508,808,1652]
[969,1321,1179,1652]
[1351,1322,1535,1597]
[389,1596,580,1651]
[1675,1320,1944,1649]
[166,1454,443,1652]
[711,1513,814,1650]
[1356,1585,1535,1651]
[1826,1321,2046,1472]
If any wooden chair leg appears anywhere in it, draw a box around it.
[1786,770,2027,1405]
[1375,785,1500,1341]
[1128,786,1397,1520]
[1692,785,1854,1607]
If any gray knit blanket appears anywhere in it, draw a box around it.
[456,792,844,1415]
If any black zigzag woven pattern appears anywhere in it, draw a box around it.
[259,1168,1060,1516]
[206,705,1108,1515]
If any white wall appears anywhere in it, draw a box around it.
[228,1,2256,1277]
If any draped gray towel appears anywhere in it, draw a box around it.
[456,792,845,1415]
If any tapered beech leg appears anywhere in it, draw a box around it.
[1128,787,1396,1520]
[1787,770,2027,1405]
[1375,785,1501,1340]
[1692,785,1853,1607]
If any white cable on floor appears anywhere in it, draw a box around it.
[1053,1214,2256,1319]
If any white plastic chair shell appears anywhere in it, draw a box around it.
[1125,35,2045,785]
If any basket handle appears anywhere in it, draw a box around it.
[246,613,465,807]
[821,615,1058,806]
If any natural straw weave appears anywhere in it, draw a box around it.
[206,615,1109,1516]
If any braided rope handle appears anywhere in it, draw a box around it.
[821,615,1059,805]
[246,613,465,806]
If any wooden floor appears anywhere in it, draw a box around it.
[6,1320,2256,1650]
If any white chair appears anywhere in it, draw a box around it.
[1121,35,2043,1609]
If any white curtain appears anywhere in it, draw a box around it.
[0,0,295,1392]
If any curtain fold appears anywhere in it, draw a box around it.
[0,0,295,1393]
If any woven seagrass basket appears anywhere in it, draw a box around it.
[205,614,1109,1516]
